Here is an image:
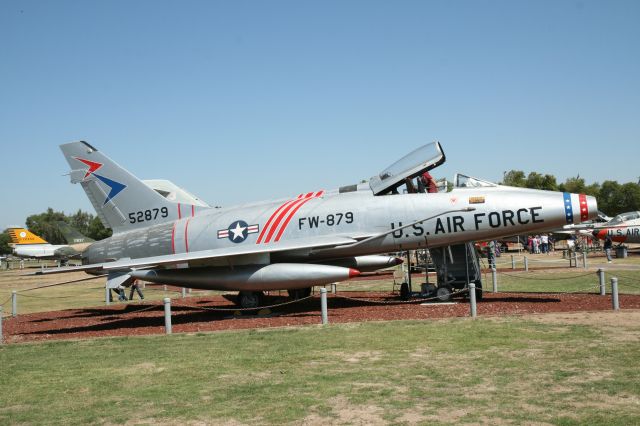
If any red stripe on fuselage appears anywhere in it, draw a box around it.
[171,222,177,254]
[178,203,182,219]
[274,192,324,242]
[256,194,304,243]
[264,193,314,243]
[191,205,195,217]
[184,218,191,253]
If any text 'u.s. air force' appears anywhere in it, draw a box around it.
[391,207,544,238]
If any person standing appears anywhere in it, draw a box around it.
[487,240,496,268]
[540,234,549,254]
[603,236,613,263]
[129,280,145,300]
[110,286,127,302]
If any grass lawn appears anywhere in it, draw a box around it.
[1,312,639,425]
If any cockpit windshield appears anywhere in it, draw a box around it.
[608,211,640,225]
[369,142,445,195]
[453,174,497,188]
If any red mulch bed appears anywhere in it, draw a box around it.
[3,291,640,344]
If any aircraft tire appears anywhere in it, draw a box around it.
[238,291,263,309]
[435,286,452,302]
[287,287,312,300]
[400,282,410,300]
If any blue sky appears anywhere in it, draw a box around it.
[1,0,638,229]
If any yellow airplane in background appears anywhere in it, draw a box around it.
[8,225,93,261]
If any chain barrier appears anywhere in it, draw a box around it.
[169,294,316,312]
[498,271,594,281]
[553,283,603,295]
[17,275,106,293]
[525,257,578,264]
[609,273,640,285]
[16,293,78,300]
[620,283,640,290]
[334,288,470,305]
[144,287,183,293]
[120,303,162,314]
[0,295,12,307]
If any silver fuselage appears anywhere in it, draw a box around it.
[83,186,596,267]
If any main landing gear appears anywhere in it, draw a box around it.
[237,291,264,309]
[236,287,313,309]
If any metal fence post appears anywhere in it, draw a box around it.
[0,306,3,344]
[181,287,186,298]
[320,287,328,325]
[469,283,477,318]
[492,267,498,293]
[331,283,337,294]
[163,297,172,334]
[582,252,588,269]
[12,291,17,317]
[524,256,529,272]
[511,255,515,270]
[105,285,111,305]
[611,278,619,311]
[598,268,605,296]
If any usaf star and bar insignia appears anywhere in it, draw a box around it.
[218,220,259,243]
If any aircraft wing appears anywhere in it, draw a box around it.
[32,235,360,275]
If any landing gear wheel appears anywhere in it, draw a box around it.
[400,282,410,301]
[238,291,264,309]
[435,286,452,302]
[287,287,312,300]
[473,280,483,301]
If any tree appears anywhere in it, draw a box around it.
[20,208,112,244]
[559,176,586,194]
[0,231,12,255]
[617,183,640,214]
[86,217,112,240]
[525,172,558,191]
[598,180,621,215]
[502,170,526,187]
[67,209,93,236]
[25,208,67,244]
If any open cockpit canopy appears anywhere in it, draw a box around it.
[369,141,446,195]
[607,211,640,226]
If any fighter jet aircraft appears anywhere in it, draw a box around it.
[8,228,80,261]
[39,140,597,308]
[591,211,640,244]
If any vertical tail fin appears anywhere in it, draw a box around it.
[8,228,49,245]
[60,141,191,233]
[56,221,95,244]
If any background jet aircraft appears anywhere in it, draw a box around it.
[42,140,597,308]
[591,211,640,244]
[8,228,80,261]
